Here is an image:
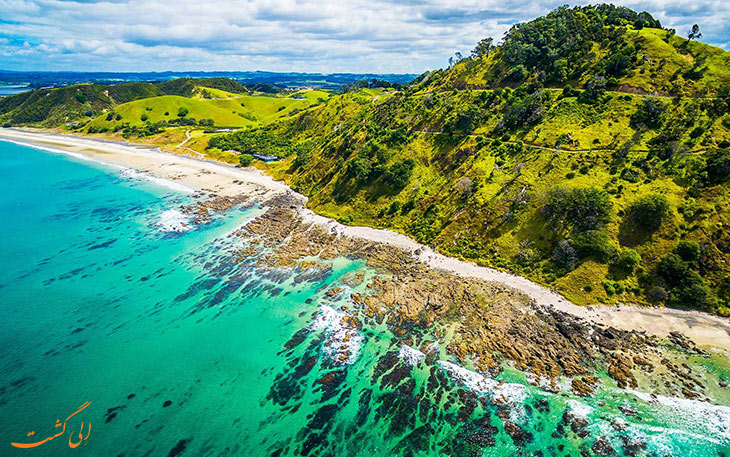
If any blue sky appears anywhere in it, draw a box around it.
[0,0,728,74]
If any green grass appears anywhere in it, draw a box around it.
[85,89,332,131]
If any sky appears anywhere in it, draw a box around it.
[0,0,728,74]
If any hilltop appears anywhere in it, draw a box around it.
[208,4,730,315]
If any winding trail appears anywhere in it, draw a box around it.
[1,128,729,349]
[175,129,192,148]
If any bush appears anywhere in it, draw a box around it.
[616,249,641,272]
[657,252,689,283]
[402,199,416,214]
[671,271,714,310]
[705,149,730,185]
[628,194,670,231]
[630,97,665,129]
[647,286,668,302]
[115,113,122,121]
[561,85,579,98]
[106,112,114,121]
[177,107,189,117]
[388,201,402,215]
[552,239,578,270]
[544,186,612,232]
[570,230,617,262]
[238,154,254,167]
[674,240,700,265]
[140,114,148,122]
[383,159,415,189]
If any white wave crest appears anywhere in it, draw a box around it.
[439,361,528,405]
[398,344,425,366]
[120,168,192,193]
[310,305,363,365]
[156,209,192,233]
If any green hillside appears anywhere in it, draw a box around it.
[208,4,730,315]
[0,77,251,127]
[82,89,330,136]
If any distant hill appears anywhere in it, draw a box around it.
[0,70,417,90]
[0,77,253,126]
[210,4,730,315]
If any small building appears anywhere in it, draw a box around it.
[252,153,279,162]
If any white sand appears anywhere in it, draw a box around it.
[3,128,730,349]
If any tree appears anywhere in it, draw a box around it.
[705,149,730,185]
[552,239,578,270]
[383,159,415,189]
[471,37,494,58]
[544,186,612,232]
[687,24,702,42]
[630,97,665,129]
[616,249,641,273]
[238,154,254,167]
[177,107,189,118]
[628,194,670,232]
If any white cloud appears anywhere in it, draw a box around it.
[0,0,727,72]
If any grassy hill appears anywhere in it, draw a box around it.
[206,4,730,315]
[0,77,258,127]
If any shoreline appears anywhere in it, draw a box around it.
[2,127,730,350]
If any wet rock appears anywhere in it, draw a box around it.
[592,436,615,456]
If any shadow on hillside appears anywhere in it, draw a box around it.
[618,217,653,247]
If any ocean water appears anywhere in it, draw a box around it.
[0,86,30,97]
[1,140,729,457]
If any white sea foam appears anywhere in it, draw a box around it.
[156,209,192,233]
[398,344,425,366]
[567,399,594,418]
[628,390,730,442]
[120,168,193,193]
[439,361,528,405]
[310,305,363,365]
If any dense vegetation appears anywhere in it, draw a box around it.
[206,4,730,314]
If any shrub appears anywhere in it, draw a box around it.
[401,199,416,215]
[674,240,700,265]
[544,186,612,232]
[106,112,114,121]
[670,270,714,310]
[238,154,254,167]
[562,85,579,98]
[647,286,668,302]
[116,114,122,121]
[388,201,402,215]
[177,107,189,117]
[705,149,730,185]
[616,249,641,272]
[552,239,578,270]
[140,114,148,122]
[627,194,670,231]
[383,159,415,189]
[630,97,665,129]
[570,230,617,262]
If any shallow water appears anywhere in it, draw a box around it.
[0,140,729,456]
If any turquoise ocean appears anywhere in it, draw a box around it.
[1,140,729,456]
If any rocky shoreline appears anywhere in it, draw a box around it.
[187,190,728,402]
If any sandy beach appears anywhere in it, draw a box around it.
[2,127,730,349]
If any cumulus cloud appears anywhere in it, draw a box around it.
[0,0,727,73]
